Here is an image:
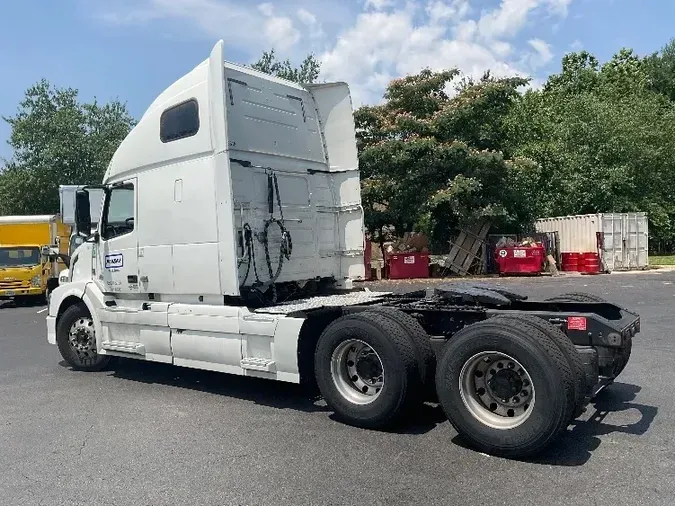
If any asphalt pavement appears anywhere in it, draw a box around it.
[1,271,674,506]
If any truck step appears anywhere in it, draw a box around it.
[102,341,146,355]
[240,357,276,372]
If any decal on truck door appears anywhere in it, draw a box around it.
[105,253,124,270]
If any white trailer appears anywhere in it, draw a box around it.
[46,40,640,459]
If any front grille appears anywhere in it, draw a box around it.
[0,280,27,289]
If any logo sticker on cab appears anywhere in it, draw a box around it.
[105,253,124,269]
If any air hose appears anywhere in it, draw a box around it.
[234,160,292,302]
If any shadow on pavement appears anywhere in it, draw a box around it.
[99,358,329,414]
[67,358,657,464]
[81,358,450,431]
[528,382,657,466]
[0,297,44,309]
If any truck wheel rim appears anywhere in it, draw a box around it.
[68,317,97,360]
[458,351,535,430]
[330,339,384,405]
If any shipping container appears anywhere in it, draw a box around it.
[601,213,649,271]
[535,214,602,253]
[535,213,648,271]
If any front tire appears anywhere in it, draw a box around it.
[314,311,421,429]
[56,303,112,372]
[435,316,575,458]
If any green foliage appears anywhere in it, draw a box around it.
[644,38,675,102]
[0,79,135,215]
[506,45,675,249]
[250,49,321,83]
[359,40,675,251]
[356,69,533,250]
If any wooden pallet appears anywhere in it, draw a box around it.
[446,221,492,276]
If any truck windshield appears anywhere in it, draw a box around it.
[0,247,41,267]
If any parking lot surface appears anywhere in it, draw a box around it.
[1,271,674,506]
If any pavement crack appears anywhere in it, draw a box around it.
[78,423,95,456]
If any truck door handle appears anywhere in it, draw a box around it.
[127,275,138,283]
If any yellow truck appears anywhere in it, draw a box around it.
[0,215,71,305]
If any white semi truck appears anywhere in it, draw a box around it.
[47,40,640,458]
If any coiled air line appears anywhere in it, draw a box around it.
[231,159,293,303]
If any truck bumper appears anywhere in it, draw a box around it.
[47,315,57,345]
[0,287,44,299]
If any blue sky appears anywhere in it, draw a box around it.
[1,0,674,161]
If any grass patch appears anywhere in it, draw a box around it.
[649,255,675,266]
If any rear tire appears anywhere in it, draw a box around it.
[56,303,112,372]
[545,292,606,303]
[435,316,575,458]
[314,311,421,429]
[488,313,590,419]
[362,307,436,400]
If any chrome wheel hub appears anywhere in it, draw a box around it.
[459,351,536,430]
[330,339,384,405]
[68,317,97,360]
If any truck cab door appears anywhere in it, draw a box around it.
[95,179,140,294]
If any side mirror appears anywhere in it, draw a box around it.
[75,189,92,237]
[41,245,50,257]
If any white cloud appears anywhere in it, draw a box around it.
[569,39,583,51]
[493,41,513,58]
[545,0,573,16]
[527,38,554,67]
[93,0,575,105]
[477,0,539,40]
[297,7,317,25]
[263,16,301,51]
[318,1,568,104]
[95,0,318,55]
[258,2,274,17]
[297,8,324,40]
[256,3,301,51]
[365,0,395,10]
[426,0,470,24]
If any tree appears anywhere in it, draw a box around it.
[251,49,321,84]
[644,38,675,102]
[355,69,534,251]
[505,48,675,249]
[0,79,135,215]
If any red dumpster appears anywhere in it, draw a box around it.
[495,245,545,275]
[386,252,429,279]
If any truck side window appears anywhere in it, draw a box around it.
[102,184,135,241]
[160,99,199,143]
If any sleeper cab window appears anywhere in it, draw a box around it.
[103,184,135,240]
[160,99,200,143]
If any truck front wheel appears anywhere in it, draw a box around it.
[56,303,113,372]
[314,311,420,429]
[435,316,575,458]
